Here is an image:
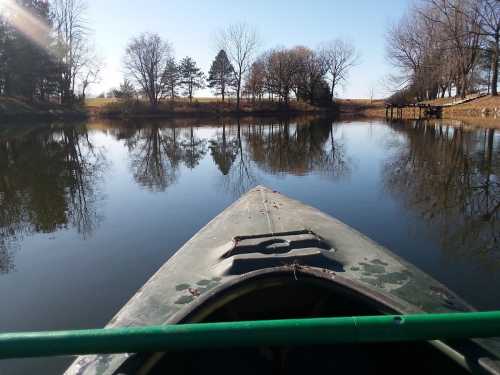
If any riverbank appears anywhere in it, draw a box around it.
[337,97,500,128]
[3,96,500,128]
[0,97,87,120]
[85,98,335,119]
[1,97,332,121]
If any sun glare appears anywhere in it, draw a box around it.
[0,0,13,18]
[0,0,52,51]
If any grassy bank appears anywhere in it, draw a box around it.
[0,97,87,120]
[336,99,387,117]
[337,96,500,128]
[439,96,500,118]
[86,98,335,118]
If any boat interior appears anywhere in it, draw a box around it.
[115,271,492,374]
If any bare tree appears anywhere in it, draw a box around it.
[476,0,499,96]
[264,47,303,106]
[369,85,375,104]
[79,52,103,100]
[423,0,482,98]
[52,0,89,104]
[216,23,259,111]
[386,13,425,90]
[124,32,172,108]
[320,39,359,102]
[386,1,490,100]
[386,6,445,100]
[244,59,266,102]
[291,46,328,105]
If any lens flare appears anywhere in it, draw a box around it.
[0,0,52,51]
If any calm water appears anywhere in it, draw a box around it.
[0,116,499,374]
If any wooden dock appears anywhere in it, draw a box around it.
[384,92,489,120]
[385,103,442,120]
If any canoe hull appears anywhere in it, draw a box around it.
[66,186,500,374]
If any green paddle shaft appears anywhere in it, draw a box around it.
[1,311,500,359]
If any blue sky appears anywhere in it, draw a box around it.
[87,0,409,98]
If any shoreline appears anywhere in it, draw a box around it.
[1,97,499,128]
[336,98,500,128]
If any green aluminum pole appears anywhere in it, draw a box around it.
[0,311,500,359]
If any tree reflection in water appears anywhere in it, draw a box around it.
[211,117,351,196]
[126,124,181,192]
[181,127,207,170]
[243,117,350,178]
[0,124,107,273]
[384,120,500,259]
[209,120,239,176]
[126,123,207,191]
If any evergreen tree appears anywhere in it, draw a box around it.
[113,79,136,99]
[162,57,180,100]
[207,50,235,102]
[0,0,55,101]
[178,56,204,103]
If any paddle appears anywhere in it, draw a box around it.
[1,311,499,359]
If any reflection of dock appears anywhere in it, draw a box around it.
[385,103,442,120]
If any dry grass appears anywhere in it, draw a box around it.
[442,95,500,109]
[85,97,220,108]
[438,96,500,121]
[88,97,327,118]
[336,99,387,117]
[85,98,120,108]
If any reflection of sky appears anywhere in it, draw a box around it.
[0,118,498,374]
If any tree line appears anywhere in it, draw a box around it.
[119,24,359,110]
[0,0,101,104]
[386,0,499,102]
[1,1,359,109]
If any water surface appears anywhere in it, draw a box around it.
[0,116,499,374]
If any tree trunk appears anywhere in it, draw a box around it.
[459,74,467,99]
[237,65,244,111]
[236,80,241,111]
[491,32,499,96]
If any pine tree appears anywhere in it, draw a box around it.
[113,79,136,99]
[178,57,204,103]
[162,57,179,100]
[0,0,55,101]
[207,50,235,102]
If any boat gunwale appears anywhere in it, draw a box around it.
[121,266,500,375]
